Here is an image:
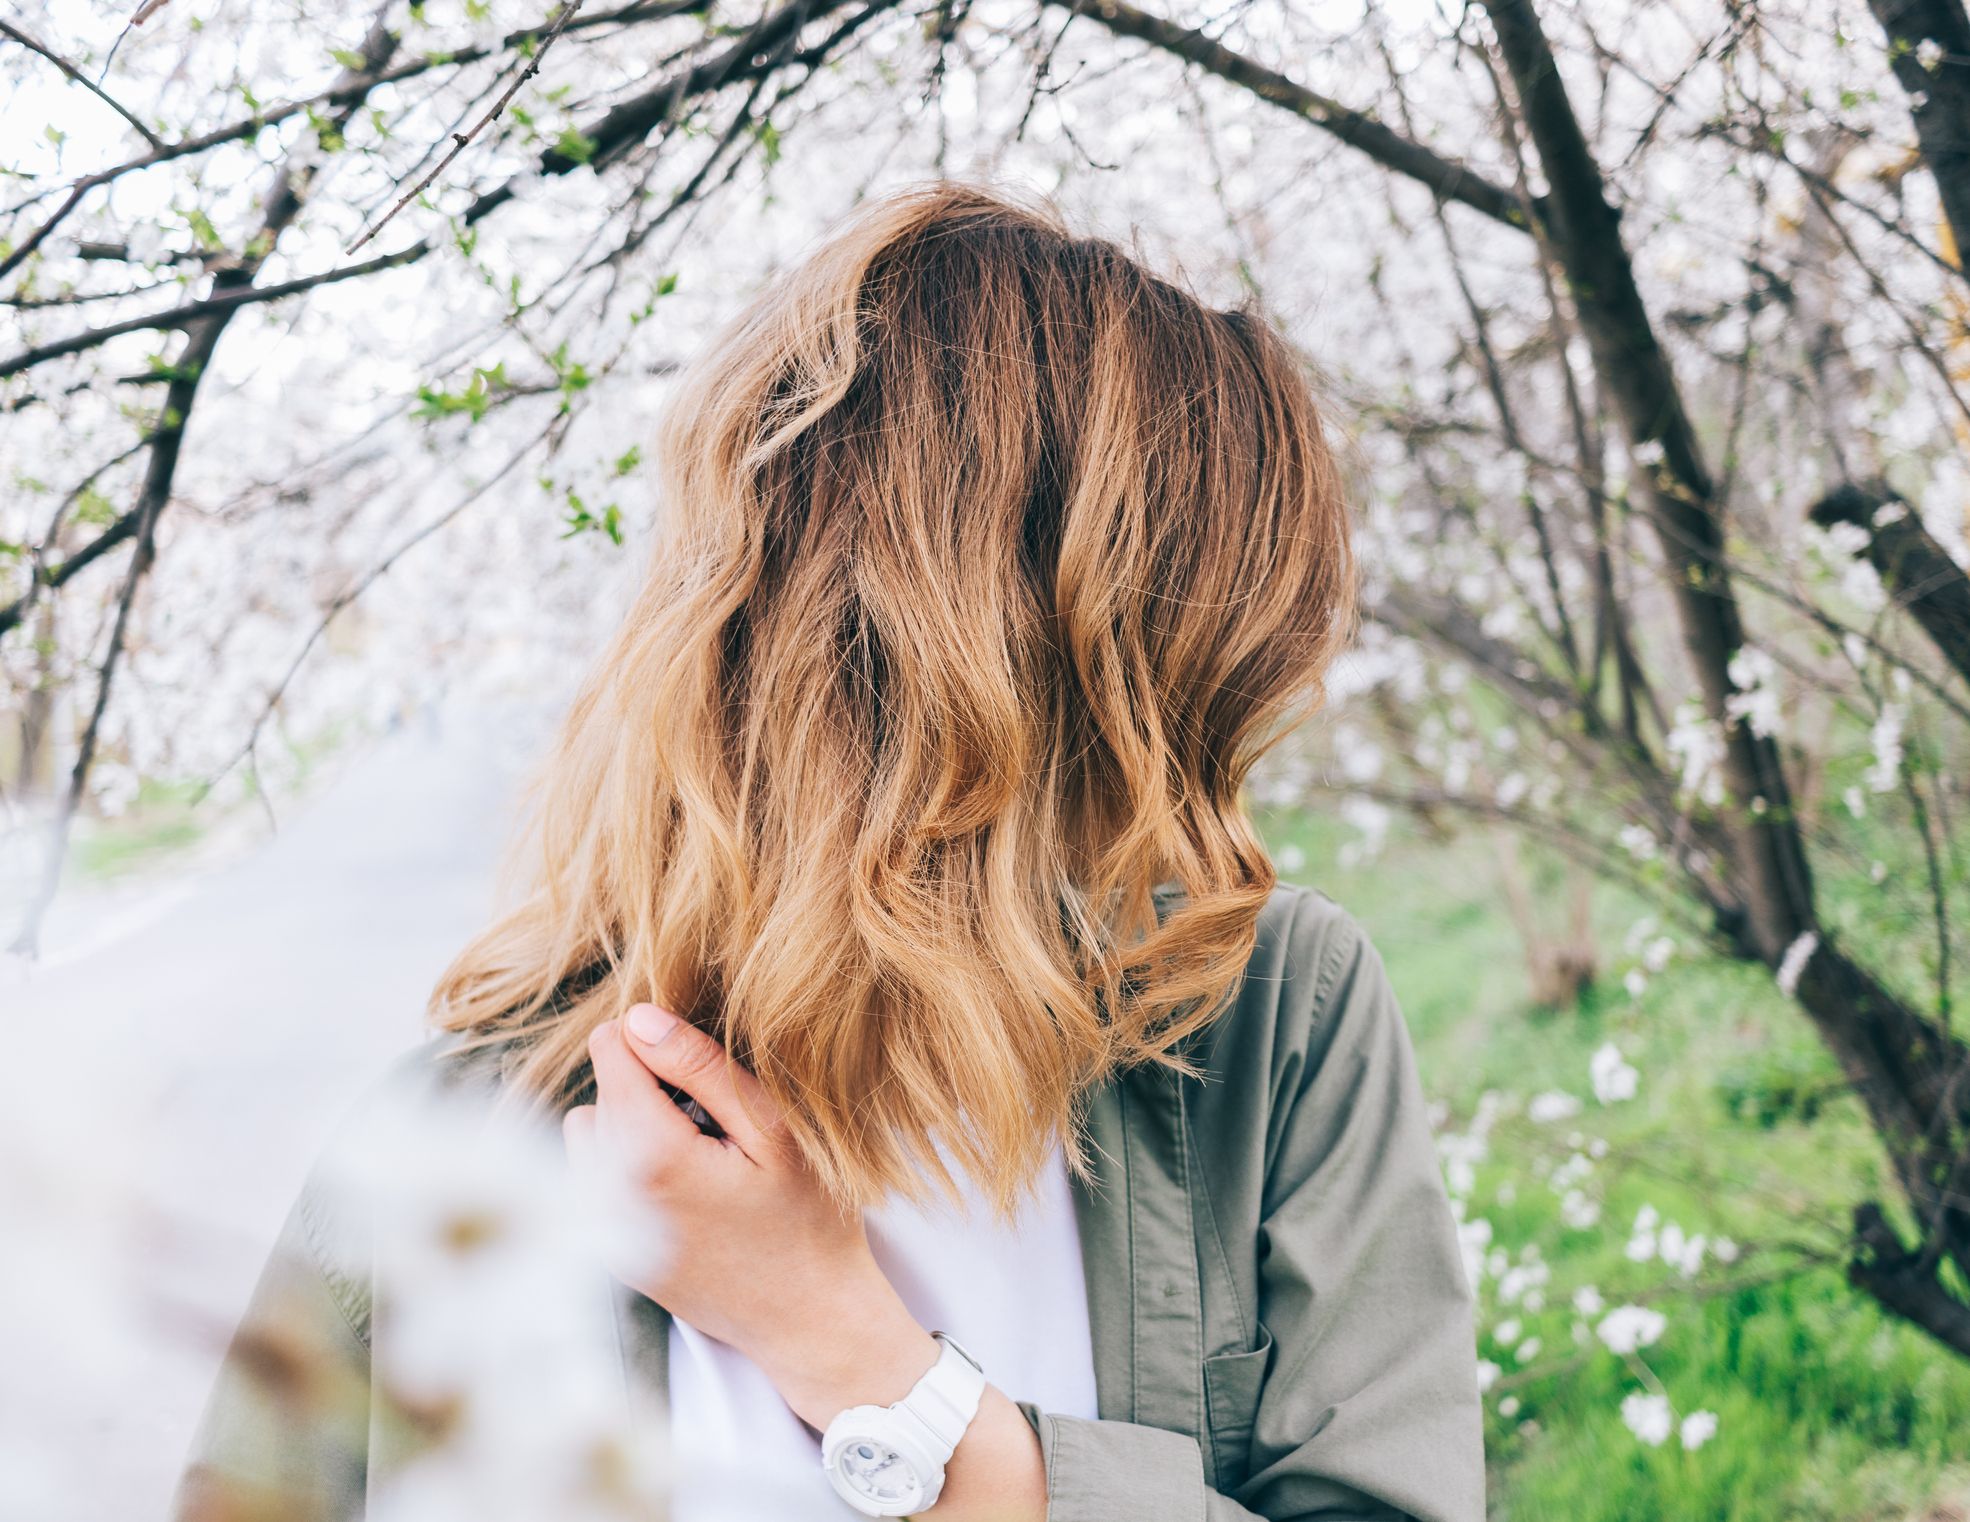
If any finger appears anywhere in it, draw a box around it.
[620,1003,776,1158]
[586,1018,708,1162]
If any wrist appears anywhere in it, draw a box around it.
[750,1280,938,1431]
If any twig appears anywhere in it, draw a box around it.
[191,414,564,805]
[346,0,590,254]
[0,19,164,150]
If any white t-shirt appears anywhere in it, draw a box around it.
[665,1142,1101,1520]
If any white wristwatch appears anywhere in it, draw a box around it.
[819,1331,987,1517]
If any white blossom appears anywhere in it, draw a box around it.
[1679,1410,1719,1450]
[1725,646,1781,738]
[1621,1392,1673,1446]
[1528,1091,1581,1124]
[1775,931,1819,998]
[1665,702,1727,807]
[1618,824,1660,860]
[1590,1043,1639,1104]
[1597,1305,1667,1354]
[1499,1261,1551,1305]
[1657,1224,1706,1277]
[1865,705,1905,792]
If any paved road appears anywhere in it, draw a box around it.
[0,698,556,1520]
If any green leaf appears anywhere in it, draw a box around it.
[74,486,117,528]
[613,445,643,476]
[410,361,509,424]
[181,205,223,252]
[561,491,624,544]
[142,352,205,385]
[305,104,346,154]
[551,349,592,413]
[552,126,598,165]
[330,47,369,70]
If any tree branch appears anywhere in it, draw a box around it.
[1049,0,1534,230]
[1867,0,1970,271]
[0,19,165,151]
[1811,486,1970,691]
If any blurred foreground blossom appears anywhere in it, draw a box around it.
[181,1069,673,1522]
[0,1049,166,1515]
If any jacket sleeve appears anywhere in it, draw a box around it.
[1019,906,1486,1522]
[167,1174,373,1522]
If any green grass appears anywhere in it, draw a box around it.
[1257,806,1970,1522]
[70,776,216,882]
[66,715,361,886]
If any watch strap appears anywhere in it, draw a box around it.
[897,1332,987,1456]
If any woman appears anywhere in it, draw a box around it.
[173,183,1484,1522]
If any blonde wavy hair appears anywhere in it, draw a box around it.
[431,182,1356,1218]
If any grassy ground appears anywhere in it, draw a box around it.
[62,717,359,887]
[1256,806,1970,1522]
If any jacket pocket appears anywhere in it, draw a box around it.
[1202,1321,1274,1492]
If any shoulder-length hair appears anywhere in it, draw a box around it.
[430,182,1356,1218]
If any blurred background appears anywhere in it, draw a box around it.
[6,0,1970,1517]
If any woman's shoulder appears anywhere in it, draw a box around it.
[1180,880,1413,1124]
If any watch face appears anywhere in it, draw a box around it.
[830,1434,925,1512]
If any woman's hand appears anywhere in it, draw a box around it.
[563,1004,937,1429]
[565,1004,1048,1519]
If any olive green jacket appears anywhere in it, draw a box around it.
[171,884,1485,1521]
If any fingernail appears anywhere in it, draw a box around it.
[626,1003,680,1046]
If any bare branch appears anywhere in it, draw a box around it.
[1050,0,1535,230]
[1812,481,1970,690]
[347,0,591,254]
[0,19,165,150]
